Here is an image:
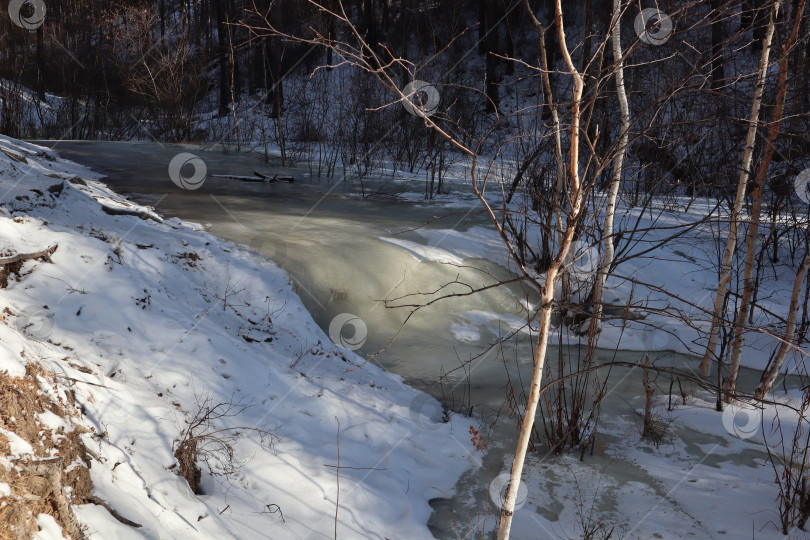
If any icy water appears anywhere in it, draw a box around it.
[39,141,790,538]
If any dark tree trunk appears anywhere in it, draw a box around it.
[229,0,241,97]
[544,0,557,70]
[478,0,487,54]
[264,38,283,117]
[743,0,767,50]
[159,0,166,39]
[485,0,500,112]
[326,12,335,69]
[794,0,810,106]
[249,40,257,95]
[37,26,44,101]
[215,0,229,115]
[504,0,517,75]
[232,35,242,97]
[581,0,592,73]
[741,0,753,31]
[710,0,725,90]
[399,0,409,85]
[382,0,391,30]
[362,0,377,60]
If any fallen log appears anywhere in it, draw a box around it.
[211,174,266,182]
[211,171,295,183]
[253,171,294,183]
[1,147,29,164]
[0,244,58,288]
[99,203,162,222]
[0,244,58,265]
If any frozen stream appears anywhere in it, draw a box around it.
[40,141,798,539]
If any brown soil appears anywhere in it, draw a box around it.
[0,363,93,539]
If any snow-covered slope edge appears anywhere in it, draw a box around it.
[0,135,477,539]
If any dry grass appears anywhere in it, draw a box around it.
[174,438,202,495]
[0,363,93,539]
[173,391,278,495]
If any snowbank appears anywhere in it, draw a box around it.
[0,135,476,538]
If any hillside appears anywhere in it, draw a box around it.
[0,135,475,538]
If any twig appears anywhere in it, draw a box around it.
[86,495,142,528]
[334,417,340,540]
[261,504,284,522]
[53,375,113,389]
[758,327,810,358]
[323,465,386,471]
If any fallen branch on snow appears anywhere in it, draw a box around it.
[0,244,58,288]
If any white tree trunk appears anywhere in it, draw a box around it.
[497,1,584,537]
[699,1,779,377]
[755,249,810,399]
[725,0,802,400]
[495,266,557,540]
[589,0,629,335]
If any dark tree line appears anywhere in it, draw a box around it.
[0,0,807,172]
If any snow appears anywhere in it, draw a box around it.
[381,226,513,268]
[2,132,807,538]
[1,427,35,457]
[37,410,69,433]
[0,135,478,538]
[33,514,63,540]
[378,193,809,374]
[484,387,810,540]
[362,160,810,538]
[449,322,480,343]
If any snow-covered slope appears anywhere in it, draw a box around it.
[0,135,476,539]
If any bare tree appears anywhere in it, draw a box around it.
[756,240,810,399]
[750,0,809,399]
[725,0,805,401]
[497,1,588,536]
[240,1,810,537]
[588,0,630,335]
[700,0,780,378]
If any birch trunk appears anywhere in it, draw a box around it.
[497,1,584,537]
[725,0,804,401]
[589,0,629,335]
[755,248,810,399]
[699,1,779,377]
